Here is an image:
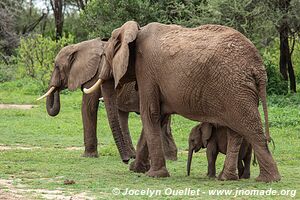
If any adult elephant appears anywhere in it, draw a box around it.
[85,21,281,182]
[37,38,177,162]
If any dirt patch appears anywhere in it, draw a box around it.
[0,144,41,151]
[0,104,35,110]
[65,147,83,151]
[0,179,28,200]
[0,144,85,152]
[0,178,95,200]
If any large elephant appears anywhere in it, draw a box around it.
[37,38,177,162]
[85,21,281,182]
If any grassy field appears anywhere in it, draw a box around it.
[0,81,299,199]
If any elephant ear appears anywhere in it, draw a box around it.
[109,21,139,88]
[68,39,105,91]
[201,123,213,148]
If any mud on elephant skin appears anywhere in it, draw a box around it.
[37,38,178,162]
[86,21,280,182]
[187,123,252,179]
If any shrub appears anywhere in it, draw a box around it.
[264,57,288,95]
[0,56,17,83]
[16,34,74,89]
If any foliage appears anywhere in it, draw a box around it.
[79,0,160,38]
[0,56,17,83]
[264,58,288,95]
[263,38,300,93]
[151,0,219,27]
[16,34,74,89]
[0,0,22,55]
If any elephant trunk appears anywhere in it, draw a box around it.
[104,99,130,163]
[101,80,130,163]
[187,146,194,176]
[46,67,61,116]
[46,88,60,116]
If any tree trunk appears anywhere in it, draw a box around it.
[50,0,64,41]
[278,0,296,93]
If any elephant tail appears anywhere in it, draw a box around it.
[257,76,271,143]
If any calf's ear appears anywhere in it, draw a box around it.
[201,123,213,148]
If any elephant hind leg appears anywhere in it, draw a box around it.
[161,115,177,161]
[230,109,280,182]
[245,132,280,182]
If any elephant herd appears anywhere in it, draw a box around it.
[38,21,281,182]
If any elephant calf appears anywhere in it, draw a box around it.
[187,123,252,179]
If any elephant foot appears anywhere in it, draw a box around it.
[128,148,136,159]
[218,170,239,181]
[240,173,250,179]
[255,173,281,182]
[146,167,170,178]
[82,151,99,158]
[207,173,217,179]
[129,160,150,173]
[164,150,178,161]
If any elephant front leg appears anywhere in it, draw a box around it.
[206,144,218,178]
[240,147,251,179]
[218,129,242,180]
[129,129,150,173]
[142,103,169,177]
[118,110,136,158]
[81,91,101,158]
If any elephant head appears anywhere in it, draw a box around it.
[187,123,212,176]
[83,21,139,93]
[38,38,105,116]
[38,38,131,163]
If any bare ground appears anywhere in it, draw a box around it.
[0,145,94,199]
[0,104,35,110]
[0,178,95,199]
[0,177,94,200]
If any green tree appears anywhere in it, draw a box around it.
[16,34,74,87]
[79,0,160,38]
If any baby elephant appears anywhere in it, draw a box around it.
[187,123,252,179]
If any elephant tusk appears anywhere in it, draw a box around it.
[83,79,103,94]
[36,86,56,101]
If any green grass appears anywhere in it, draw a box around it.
[0,81,299,199]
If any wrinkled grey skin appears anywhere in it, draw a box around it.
[43,38,177,162]
[187,123,252,179]
[93,21,280,182]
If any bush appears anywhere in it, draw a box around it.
[264,58,288,95]
[16,34,74,89]
[0,56,17,83]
